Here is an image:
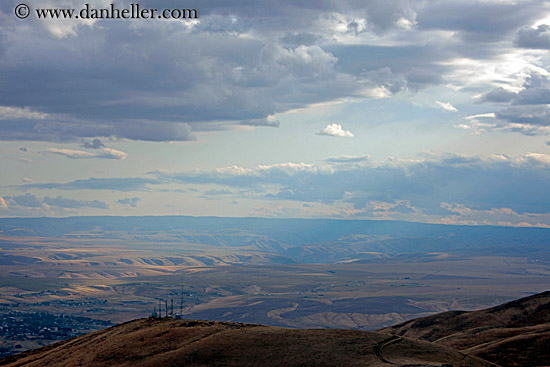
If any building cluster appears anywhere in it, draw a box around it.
[0,310,113,358]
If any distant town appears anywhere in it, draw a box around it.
[0,309,113,358]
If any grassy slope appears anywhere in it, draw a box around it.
[1,318,492,367]
[381,291,550,367]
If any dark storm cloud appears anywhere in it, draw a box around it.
[468,72,550,135]
[482,73,550,131]
[496,106,550,127]
[416,0,546,42]
[516,24,550,50]
[513,73,550,105]
[0,0,548,142]
[479,88,517,104]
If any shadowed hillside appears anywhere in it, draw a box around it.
[0,318,492,367]
[381,291,550,367]
[2,292,549,366]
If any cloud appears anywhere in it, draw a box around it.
[435,101,458,112]
[462,72,550,135]
[457,112,550,136]
[0,106,49,120]
[316,123,354,137]
[19,177,160,191]
[203,189,232,196]
[416,0,545,42]
[154,162,333,190]
[117,197,140,207]
[478,88,517,103]
[0,197,7,209]
[155,153,550,218]
[240,119,280,127]
[45,148,96,159]
[42,196,109,209]
[324,155,370,163]
[496,105,550,126]
[99,148,128,160]
[0,0,548,143]
[8,193,42,207]
[0,11,358,142]
[29,0,104,39]
[3,193,108,210]
[114,121,196,142]
[0,120,198,143]
[81,139,105,149]
[45,147,128,160]
[489,72,550,132]
[516,24,550,50]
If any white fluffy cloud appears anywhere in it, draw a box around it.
[316,123,354,137]
[435,101,458,112]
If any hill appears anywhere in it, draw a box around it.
[0,318,492,367]
[381,291,550,366]
[3,292,550,366]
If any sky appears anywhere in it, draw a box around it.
[1,0,550,227]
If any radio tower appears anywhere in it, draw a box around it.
[180,283,184,314]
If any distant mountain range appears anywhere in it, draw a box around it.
[3,291,548,366]
[1,216,550,264]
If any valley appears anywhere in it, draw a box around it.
[0,216,549,357]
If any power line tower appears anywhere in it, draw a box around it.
[180,283,184,314]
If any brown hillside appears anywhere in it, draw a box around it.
[381,291,550,367]
[0,318,492,367]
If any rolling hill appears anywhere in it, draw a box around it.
[0,318,492,367]
[3,291,550,366]
[381,291,550,366]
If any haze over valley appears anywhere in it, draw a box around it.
[1,216,548,357]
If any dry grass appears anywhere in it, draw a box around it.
[1,318,491,367]
[382,291,550,367]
